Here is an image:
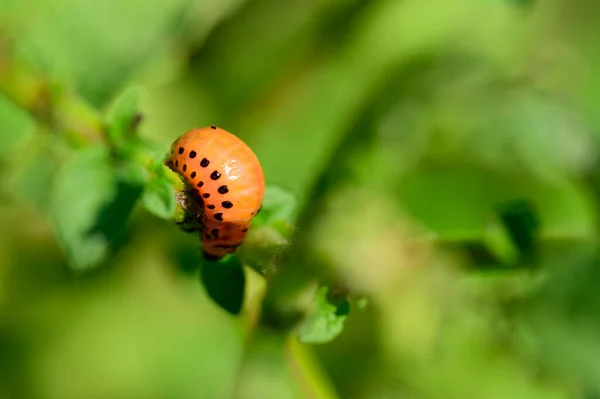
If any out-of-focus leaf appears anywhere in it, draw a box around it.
[7,0,204,105]
[297,286,349,344]
[239,185,296,276]
[483,215,521,267]
[252,185,297,228]
[188,0,334,117]
[11,140,60,212]
[502,94,596,183]
[115,158,148,187]
[200,256,246,315]
[105,85,144,151]
[88,179,143,253]
[50,146,140,271]
[0,94,35,159]
[494,198,540,262]
[450,202,534,270]
[142,175,176,220]
[516,249,600,396]
[239,225,292,277]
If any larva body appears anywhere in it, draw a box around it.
[167,126,265,259]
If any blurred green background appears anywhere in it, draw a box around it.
[2,0,600,398]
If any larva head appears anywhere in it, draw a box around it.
[167,125,265,260]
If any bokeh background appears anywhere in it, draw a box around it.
[2,0,600,398]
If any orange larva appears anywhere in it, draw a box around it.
[167,125,265,260]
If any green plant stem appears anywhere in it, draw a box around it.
[287,336,340,399]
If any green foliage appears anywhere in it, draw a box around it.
[50,147,121,271]
[11,138,61,212]
[142,173,176,220]
[0,94,34,159]
[252,185,297,228]
[105,85,145,153]
[297,287,349,344]
[4,0,600,398]
[200,256,246,315]
[239,185,297,276]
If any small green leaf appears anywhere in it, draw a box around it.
[142,174,176,220]
[50,146,141,271]
[105,85,144,149]
[200,256,246,315]
[297,286,349,344]
[253,185,297,228]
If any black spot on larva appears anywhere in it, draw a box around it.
[200,158,210,167]
[222,201,233,209]
[202,193,210,199]
[191,191,204,206]
[175,160,179,167]
[242,228,248,233]
[190,171,196,179]
[206,204,215,210]
[211,228,219,238]
[178,147,184,154]
[214,213,223,221]
[197,181,204,188]
[218,185,229,194]
[210,171,221,180]
[205,234,211,240]
[189,150,197,159]
[211,125,217,130]
[257,205,262,215]
[183,164,187,172]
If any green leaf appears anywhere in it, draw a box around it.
[105,85,144,150]
[90,179,143,250]
[200,256,246,315]
[239,225,292,277]
[494,198,540,262]
[142,174,176,220]
[252,185,297,228]
[297,286,349,344]
[50,146,141,271]
[12,141,60,212]
[238,185,297,276]
[0,94,35,159]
